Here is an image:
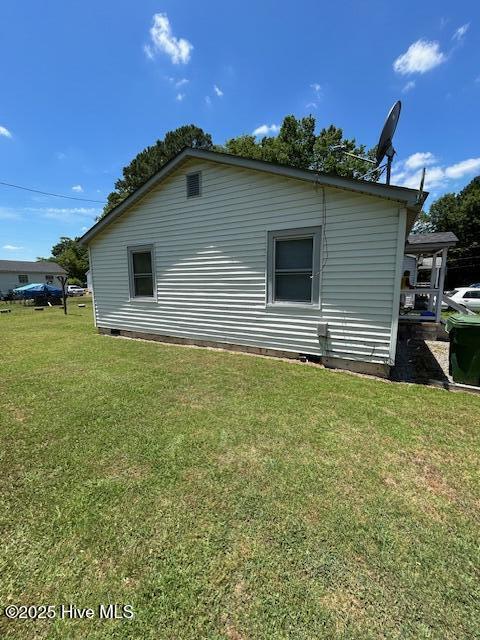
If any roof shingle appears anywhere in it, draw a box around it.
[0,260,66,274]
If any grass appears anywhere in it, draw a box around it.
[1,299,479,639]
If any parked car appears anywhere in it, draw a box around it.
[469,283,480,288]
[67,285,85,296]
[443,288,480,312]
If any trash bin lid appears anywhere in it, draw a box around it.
[446,313,480,332]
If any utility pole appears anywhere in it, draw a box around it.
[57,275,68,315]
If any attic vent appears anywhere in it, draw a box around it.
[186,172,201,198]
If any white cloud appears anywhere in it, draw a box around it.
[143,44,154,60]
[26,206,99,222]
[404,152,437,170]
[0,208,21,220]
[166,76,189,88]
[393,154,480,191]
[176,93,185,102]
[306,102,318,110]
[146,13,193,64]
[402,80,416,93]
[252,123,280,137]
[0,126,12,138]
[444,158,480,179]
[55,151,67,160]
[393,40,446,75]
[452,23,469,42]
[213,84,223,97]
[310,83,322,94]
[2,244,23,251]
[205,96,212,106]
[72,184,83,193]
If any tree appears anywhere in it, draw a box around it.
[426,176,480,286]
[102,124,213,217]
[224,116,376,179]
[102,116,376,220]
[428,179,480,250]
[38,237,89,284]
[312,125,376,177]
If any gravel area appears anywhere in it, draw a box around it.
[391,338,451,386]
[425,340,452,382]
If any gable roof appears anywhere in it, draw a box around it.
[79,147,427,245]
[0,259,66,274]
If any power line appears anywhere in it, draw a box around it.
[0,180,105,204]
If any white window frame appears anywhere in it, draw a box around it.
[266,226,322,308]
[127,245,157,302]
[18,274,29,284]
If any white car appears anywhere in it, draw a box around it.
[443,287,480,312]
[67,285,85,297]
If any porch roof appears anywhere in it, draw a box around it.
[405,232,458,254]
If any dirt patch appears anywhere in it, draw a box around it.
[5,403,28,423]
[217,445,266,470]
[320,588,365,629]
[103,456,151,481]
[225,620,247,640]
[409,453,457,501]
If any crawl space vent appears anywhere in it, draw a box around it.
[186,172,201,198]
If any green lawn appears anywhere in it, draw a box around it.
[1,300,479,639]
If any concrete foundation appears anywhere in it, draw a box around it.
[322,356,390,379]
[398,321,442,341]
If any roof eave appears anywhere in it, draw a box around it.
[79,148,425,245]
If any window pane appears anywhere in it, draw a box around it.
[275,273,312,302]
[134,275,153,297]
[132,251,152,275]
[276,237,313,270]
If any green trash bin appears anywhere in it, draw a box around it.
[446,313,480,386]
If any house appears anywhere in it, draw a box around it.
[80,148,429,377]
[86,269,93,293]
[399,232,458,321]
[0,260,66,295]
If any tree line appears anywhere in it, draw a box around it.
[40,116,479,288]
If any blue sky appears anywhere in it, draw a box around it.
[0,1,479,261]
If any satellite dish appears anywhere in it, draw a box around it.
[329,100,402,184]
[376,100,401,184]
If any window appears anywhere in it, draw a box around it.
[463,290,480,299]
[18,274,28,284]
[186,171,201,198]
[45,275,54,284]
[267,226,321,306]
[128,246,155,300]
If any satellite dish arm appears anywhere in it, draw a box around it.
[416,167,426,204]
[385,143,396,185]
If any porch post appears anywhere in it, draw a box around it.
[435,247,448,323]
[428,251,439,312]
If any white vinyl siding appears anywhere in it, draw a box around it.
[89,158,404,365]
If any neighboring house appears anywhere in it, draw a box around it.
[86,269,93,293]
[80,148,428,377]
[0,260,66,294]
